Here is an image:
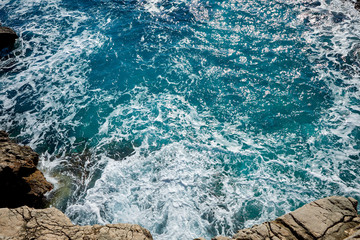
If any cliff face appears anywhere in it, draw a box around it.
[0,206,153,240]
[205,196,360,240]
[0,131,53,208]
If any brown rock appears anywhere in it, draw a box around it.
[210,196,360,240]
[276,196,358,239]
[0,206,153,240]
[345,229,360,240]
[0,131,53,208]
[212,237,232,240]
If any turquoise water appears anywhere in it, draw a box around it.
[1,0,360,239]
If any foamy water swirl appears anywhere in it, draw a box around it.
[0,0,360,239]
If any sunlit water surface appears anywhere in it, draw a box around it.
[1,0,360,239]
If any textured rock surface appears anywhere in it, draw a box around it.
[203,196,360,240]
[0,26,18,50]
[0,131,53,208]
[0,206,153,240]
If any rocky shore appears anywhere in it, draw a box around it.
[0,131,359,240]
[0,131,153,240]
[0,206,153,240]
[203,196,360,240]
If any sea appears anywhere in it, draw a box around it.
[1,0,360,239]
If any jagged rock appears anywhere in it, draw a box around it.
[198,196,360,240]
[0,206,153,240]
[0,26,18,50]
[0,131,53,208]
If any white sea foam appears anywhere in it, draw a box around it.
[1,0,360,239]
[0,0,107,144]
[66,141,294,239]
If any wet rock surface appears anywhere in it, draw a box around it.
[0,131,53,208]
[0,26,18,50]
[208,196,360,240]
[0,206,153,240]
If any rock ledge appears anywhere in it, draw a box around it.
[0,206,153,240]
[206,196,360,240]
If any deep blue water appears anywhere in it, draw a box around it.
[1,0,360,239]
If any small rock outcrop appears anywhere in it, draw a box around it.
[0,206,153,240]
[0,26,18,50]
[209,196,360,240]
[0,131,53,208]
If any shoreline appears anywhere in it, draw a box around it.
[1,132,360,239]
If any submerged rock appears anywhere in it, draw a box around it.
[204,196,360,240]
[0,131,53,208]
[0,26,18,50]
[0,206,153,240]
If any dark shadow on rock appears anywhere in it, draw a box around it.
[0,131,53,208]
[0,26,18,51]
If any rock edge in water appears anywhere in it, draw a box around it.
[0,131,154,240]
[0,205,153,240]
[0,131,53,208]
[0,26,18,50]
[200,196,360,240]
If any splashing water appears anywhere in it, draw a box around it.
[1,0,360,239]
